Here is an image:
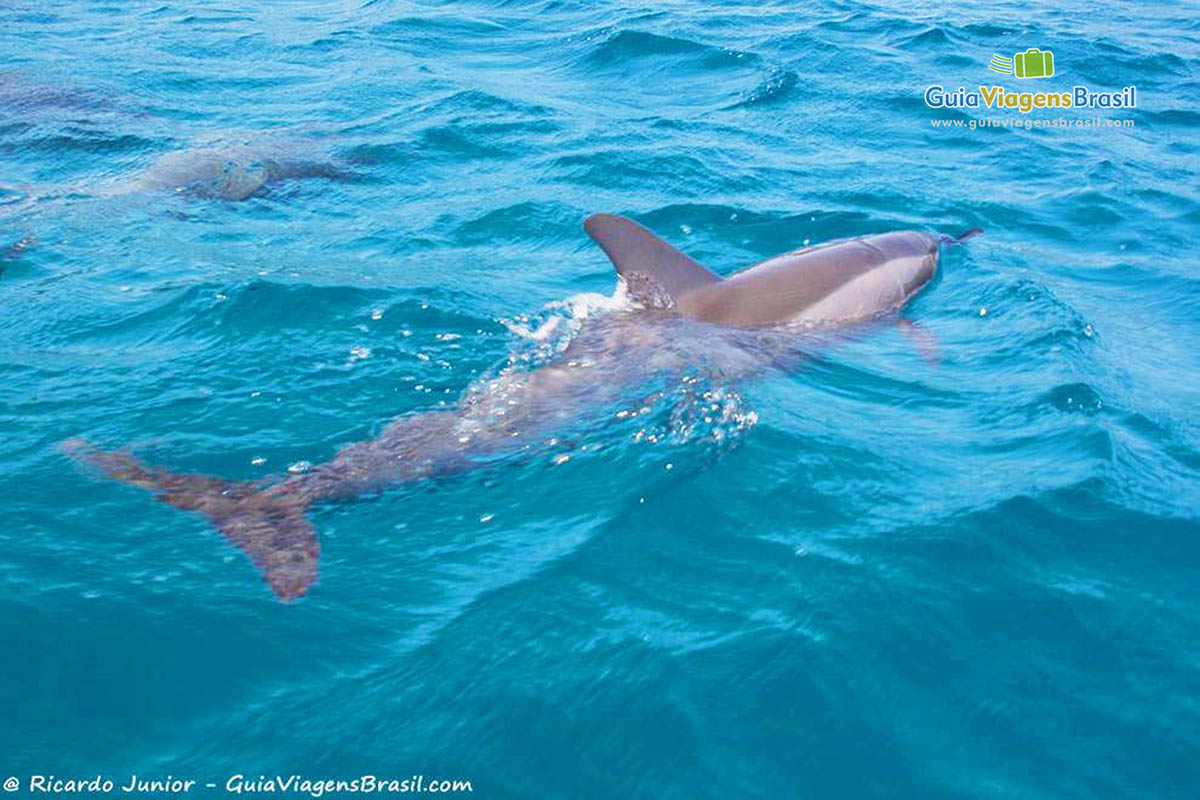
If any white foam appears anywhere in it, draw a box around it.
[502,281,634,343]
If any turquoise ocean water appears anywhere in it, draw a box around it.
[2,1,1199,797]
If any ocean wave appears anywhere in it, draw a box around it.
[585,30,759,69]
[448,201,582,246]
[888,25,955,50]
[727,67,798,110]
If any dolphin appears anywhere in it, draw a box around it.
[65,213,981,601]
[121,142,355,201]
[3,141,355,210]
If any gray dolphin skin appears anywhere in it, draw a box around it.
[66,214,980,601]
[8,142,353,208]
[584,213,977,327]
[124,143,353,200]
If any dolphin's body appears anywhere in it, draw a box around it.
[68,214,980,601]
[5,140,352,208]
[123,143,353,200]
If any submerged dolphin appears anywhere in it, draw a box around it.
[7,140,354,207]
[123,142,354,200]
[66,214,981,601]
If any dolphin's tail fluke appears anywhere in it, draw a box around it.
[63,440,318,602]
[940,227,984,247]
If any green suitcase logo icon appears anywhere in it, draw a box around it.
[1013,48,1054,79]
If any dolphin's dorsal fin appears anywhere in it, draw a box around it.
[584,213,720,308]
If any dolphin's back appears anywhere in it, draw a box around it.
[680,231,940,327]
[585,214,941,328]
